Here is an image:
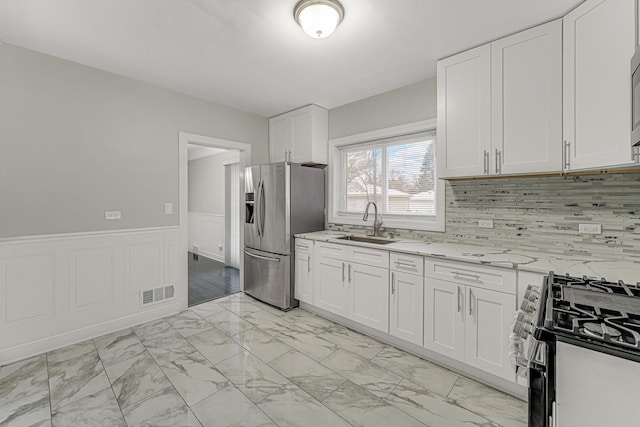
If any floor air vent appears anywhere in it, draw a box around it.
[140,285,176,306]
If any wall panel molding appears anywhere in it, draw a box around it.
[0,227,181,365]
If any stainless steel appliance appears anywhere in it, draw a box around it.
[244,162,325,310]
[511,273,640,427]
[631,47,640,152]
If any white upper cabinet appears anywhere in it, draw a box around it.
[438,20,562,178]
[269,105,328,164]
[492,20,563,175]
[437,45,492,178]
[563,0,636,170]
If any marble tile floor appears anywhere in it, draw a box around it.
[0,292,527,427]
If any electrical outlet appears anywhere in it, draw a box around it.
[478,219,494,229]
[105,211,121,220]
[164,203,173,215]
[579,223,601,234]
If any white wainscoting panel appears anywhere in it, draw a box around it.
[69,247,113,313]
[0,227,181,365]
[4,253,55,326]
[188,212,225,262]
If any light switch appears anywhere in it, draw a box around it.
[164,203,173,215]
[105,211,121,220]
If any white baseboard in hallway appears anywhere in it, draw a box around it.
[188,212,225,263]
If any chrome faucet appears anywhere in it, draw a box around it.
[363,201,383,237]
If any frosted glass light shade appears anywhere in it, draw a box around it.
[294,0,344,39]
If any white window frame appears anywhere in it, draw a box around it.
[328,119,445,232]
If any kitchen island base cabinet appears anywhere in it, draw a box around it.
[389,271,424,346]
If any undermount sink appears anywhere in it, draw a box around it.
[337,235,398,245]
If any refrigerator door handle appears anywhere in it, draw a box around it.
[244,250,281,262]
[260,180,266,237]
[255,180,262,237]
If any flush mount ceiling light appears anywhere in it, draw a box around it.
[294,0,344,39]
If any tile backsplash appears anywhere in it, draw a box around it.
[329,173,640,262]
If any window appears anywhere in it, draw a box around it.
[329,121,444,232]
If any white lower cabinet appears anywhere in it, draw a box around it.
[314,256,348,316]
[389,271,424,346]
[349,263,389,332]
[424,278,465,360]
[424,277,516,381]
[294,239,314,304]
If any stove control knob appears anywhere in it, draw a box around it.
[516,311,533,325]
[520,299,537,313]
[513,320,532,339]
[523,285,540,301]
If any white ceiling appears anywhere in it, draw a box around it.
[0,0,583,117]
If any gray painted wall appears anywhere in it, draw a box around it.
[0,43,268,238]
[188,150,239,215]
[328,78,437,139]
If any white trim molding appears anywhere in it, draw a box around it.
[328,119,445,232]
[0,227,180,365]
[179,132,251,309]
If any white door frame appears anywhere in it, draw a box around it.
[179,132,251,310]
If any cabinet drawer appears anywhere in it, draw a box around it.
[350,246,389,268]
[295,238,313,254]
[390,252,424,275]
[315,242,348,260]
[424,259,516,294]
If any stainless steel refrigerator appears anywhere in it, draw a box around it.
[244,163,325,310]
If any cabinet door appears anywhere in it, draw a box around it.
[289,109,312,163]
[492,20,562,174]
[464,286,515,381]
[269,115,289,163]
[348,263,389,333]
[563,0,636,170]
[314,256,348,316]
[423,278,465,361]
[295,252,313,304]
[437,45,491,178]
[389,271,424,346]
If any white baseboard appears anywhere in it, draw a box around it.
[188,212,224,263]
[0,302,180,366]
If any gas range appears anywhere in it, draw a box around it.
[513,273,640,427]
[536,274,640,360]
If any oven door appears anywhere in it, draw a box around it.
[555,341,640,427]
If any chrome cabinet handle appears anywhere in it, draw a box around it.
[457,286,462,313]
[244,250,280,262]
[395,260,416,268]
[483,150,489,175]
[469,288,474,316]
[391,272,396,295]
[452,271,480,281]
[342,263,345,282]
[564,140,571,170]
[348,263,352,283]
[307,255,311,273]
[495,149,502,174]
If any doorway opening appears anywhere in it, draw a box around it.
[179,133,251,309]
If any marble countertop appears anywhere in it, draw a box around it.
[294,231,640,284]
